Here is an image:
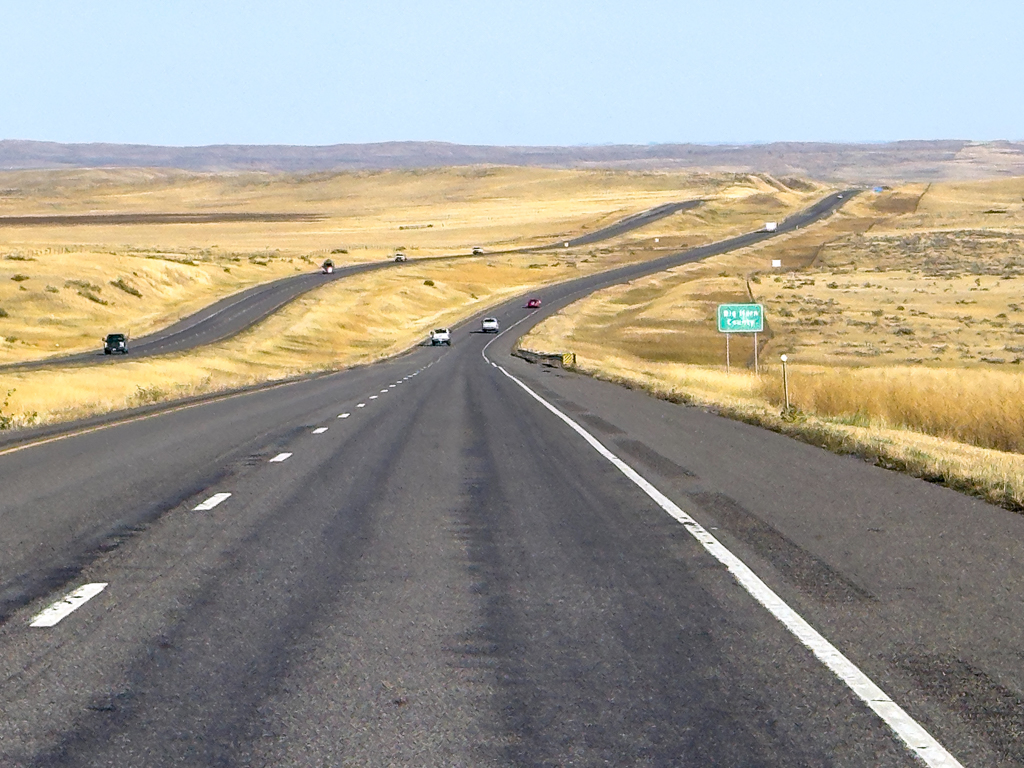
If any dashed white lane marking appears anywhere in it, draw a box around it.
[356,403,366,408]
[30,583,108,627]
[369,395,378,400]
[380,389,388,393]
[312,427,328,434]
[269,452,292,463]
[194,492,231,511]
[389,384,397,388]
[339,412,351,418]
[491,362,964,768]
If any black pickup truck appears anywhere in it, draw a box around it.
[103,333,128,354]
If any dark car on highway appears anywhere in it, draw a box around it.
[104,333,128,354]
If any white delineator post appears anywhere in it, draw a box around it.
[781,354,790,411]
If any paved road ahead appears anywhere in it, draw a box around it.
[0,199,701,373]
[0,188,1020,765]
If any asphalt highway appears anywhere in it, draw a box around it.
[2,239,1023,764]
[0,199,701,373]
[524,199,701,249]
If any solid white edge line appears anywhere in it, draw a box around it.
[193,492,231,511]
[312,427,328,434]
[269,452,292,462]
[30,583,108,627]
[490,361,963,768]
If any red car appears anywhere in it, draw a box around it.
[526,298,542,308]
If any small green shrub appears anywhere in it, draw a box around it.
[0,307,8,318]
[423,279,435,286]
[11,274,29,282]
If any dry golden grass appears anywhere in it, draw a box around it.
[851,178,1024,234]
[0,248,687,429]
[0,167,826,364]
[758,189,1024,369]
[0,249,308,360]
[756,365,1024,452]
[519,176,1024,509]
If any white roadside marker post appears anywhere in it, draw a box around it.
[781,354,790,412]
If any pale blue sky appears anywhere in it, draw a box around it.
[1,0,1021,146]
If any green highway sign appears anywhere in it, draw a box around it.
[717,303,764,333]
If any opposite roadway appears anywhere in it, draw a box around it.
[1,191,1017,765]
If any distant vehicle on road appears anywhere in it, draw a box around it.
[763,222,778,233]
[472,247,484,255]
[321,259,334,274]
[430,328,451,346]
[394,253,408,262]
[526,298,542,308]
[103,333,128,355]
[481,317,499,333]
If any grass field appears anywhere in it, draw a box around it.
[0,167,826,364]
[0,168,828,429]
[520,177,1024,510]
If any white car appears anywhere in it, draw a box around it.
[430,328,451,346]
[481,317,499,333]
[394,253,407,262]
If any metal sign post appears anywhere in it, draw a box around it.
[717,304,764,373]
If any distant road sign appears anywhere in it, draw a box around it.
[718,303,764,333]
